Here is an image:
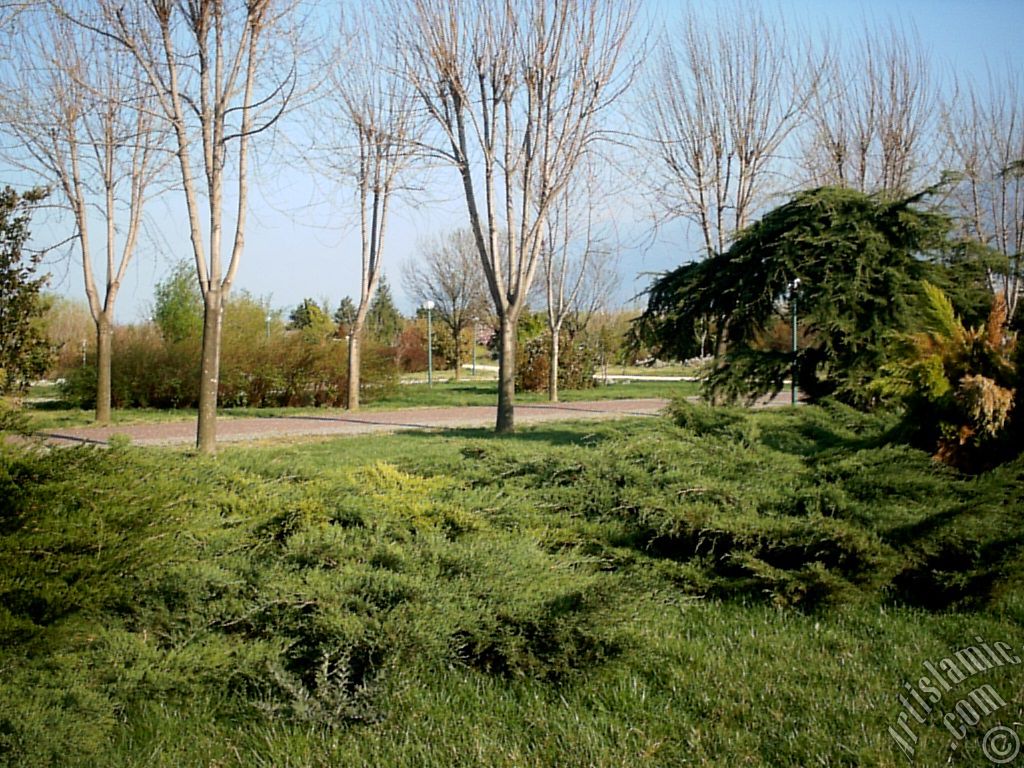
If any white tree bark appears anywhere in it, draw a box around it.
[801,21,936,196]
[85,0,297,453]
[0,7,165,423]
[941,69,1024,320]
[317,8,420,411]
[393,0,637,432]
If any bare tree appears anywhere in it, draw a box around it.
[540,164,617,401]
[0,1,33,30]
[393,0,637,432]
[802,21,935,195]
[402,229,488,380]
[317,8,419,411]
[82,0,297,453]
[639,2,819,378]
[0,7,165,423]
[941,69,1024,319]
[640,2,818,261]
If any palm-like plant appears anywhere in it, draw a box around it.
[876,282,1017,467]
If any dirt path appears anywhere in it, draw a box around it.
[36,398,675,448]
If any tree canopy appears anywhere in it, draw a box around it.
[153,261,203,344]
[287,298,332,335]
[365,278,403,346]
[636,186,953,404]
[0,187,51,393]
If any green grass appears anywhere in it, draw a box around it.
[21,379,698,430]
[2,402,1022,766]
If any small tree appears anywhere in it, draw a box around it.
[288,298,332,334]
[88,0,299,453]
[153,261,203,344]
[316,8,420,411]
[874,283,1018,469]
[333,296,357,336]
[402,230,488,380]
[0,187,52,393]
[365,278,403,347]
[539,165,618,401]
[393,0,638,432]
[0,6,166,423]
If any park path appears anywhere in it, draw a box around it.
[37,398,675,448]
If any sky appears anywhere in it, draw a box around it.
[22,0,1024,324]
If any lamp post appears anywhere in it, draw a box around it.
[471,316,478,376]
[425,300,435,386]
[789,278,801,405]
[265,314,271,341]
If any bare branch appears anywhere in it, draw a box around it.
[391,0,638,431]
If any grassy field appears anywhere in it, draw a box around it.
[21,378,698,430]
[2,400,1022,766]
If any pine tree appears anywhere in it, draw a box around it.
[334,296,357,335]
[365,278,403,346]
[0,187,52,393]
[636,186,951,404]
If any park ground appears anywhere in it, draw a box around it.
[1,389,1022,766]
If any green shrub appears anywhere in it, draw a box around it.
[515,327,598,393]
[59,325,398,410]
[3,407,1024,766]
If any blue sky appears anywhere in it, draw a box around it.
[30,0,1024,323]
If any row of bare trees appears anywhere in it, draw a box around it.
[0,1,1020,449]
[640,3,1022,330]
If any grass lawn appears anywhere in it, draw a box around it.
[2,400,1022,766]
[21,378,699,431]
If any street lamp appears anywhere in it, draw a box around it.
[265,314,272,341]
[471,316,479,376]
[425,300,435,386]
[789,278,801,405]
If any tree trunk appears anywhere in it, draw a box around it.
[95,314,113,424]
[710,316,730,406]
[347,331,361,411]
[548,328,560,402]
[452,325,462,382]
[196,289,224,454]
[496,313,517,433]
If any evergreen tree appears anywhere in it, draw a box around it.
[366,277,403,345]
[287,298,335,343]
[288,298,330,330]
[636,186,952,404]
[0,187,52,393]
[334,296,357,334]
[153,260,203,343]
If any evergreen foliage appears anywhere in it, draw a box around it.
[873,283,1019,469]
[152,261,203,344]
[1,407,1023,765]
[287,298,333,336]
[0,187,52,393]
[365,278,403,346]
[636,186,952,405]
[334,296,357,334]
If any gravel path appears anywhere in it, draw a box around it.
[37,398,675,448]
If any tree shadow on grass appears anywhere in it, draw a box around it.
[397,422,621,448]
[22,398,79,412]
